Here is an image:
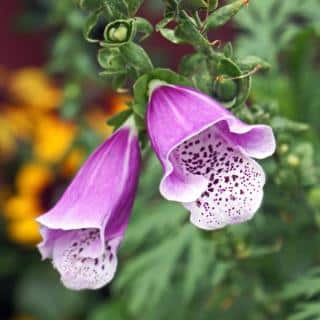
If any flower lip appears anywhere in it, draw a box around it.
[147,84,276,203]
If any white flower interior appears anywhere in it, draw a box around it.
[170,125,265,230]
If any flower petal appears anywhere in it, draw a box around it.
[52,229,121,290]
[147,85,275,203]
[37,127,140,236]
[216,120,276,159]
[174,125,265,230]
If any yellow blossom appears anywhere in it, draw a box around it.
[3,194,41,220]
[16,162,53,196]
[8,68,61,111]
[33,115,76,163]
[7,219,41,245]
[1,105,33,140]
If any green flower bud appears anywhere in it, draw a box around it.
[104,20,135,45]
[287,154,300,167]
[213,75,238,103]
[278,144,289,155]
[108,24,129,42]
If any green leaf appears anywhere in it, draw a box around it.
[183,230,214,301]
[120,42,153,74]
[116,225,193,313]
[107,109,133,130]
[158,27,184,44]
[288,303,320,320]
[79,0,103,10]
[223,42,234,58]
[134,17,153,41]
[203,0,219,11]
[83,9,102,43]
[239,55,271,71]
[105,0,129,19]
[175,14,208,47]
[97,48,127,75]
[16,266,91,320]
[127,0,144,15]
[179,53,212,94]
[164,0,182,17]
[270,116,309,132]
[89,300,129,320]
[112,73,127,90]
[204,0,248,30]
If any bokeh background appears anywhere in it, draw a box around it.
[1,1,320,320]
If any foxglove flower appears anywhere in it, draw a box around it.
[36,123,140,290]
[147,84,275,230]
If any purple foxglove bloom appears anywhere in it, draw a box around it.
[36,124,141,290]
[147,84,276,230]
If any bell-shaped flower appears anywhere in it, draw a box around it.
[147,83,275,230]
[36,123,141,290]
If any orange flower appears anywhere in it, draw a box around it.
[16,162,53,196]
[4,194,42,220]
[0,105,34,142]
[8,68,61,112]
[33,115,76,163]
[7,219,41,245]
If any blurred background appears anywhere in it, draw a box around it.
[0,1,320,320]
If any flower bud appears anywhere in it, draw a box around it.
[108,24,129,42]
[104,20,134,45]
[278,143,289,155]
[213,75,238,103]
[287,154,300,167]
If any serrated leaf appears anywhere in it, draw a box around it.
[175,15,208,47]
[120,42,153,74]
[204,0,248,30]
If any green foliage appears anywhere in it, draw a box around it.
[234,0,320,65]
[16,265,93,320]
[204,0,248,30]
[4,1,320,320]
[282,268,320,320]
